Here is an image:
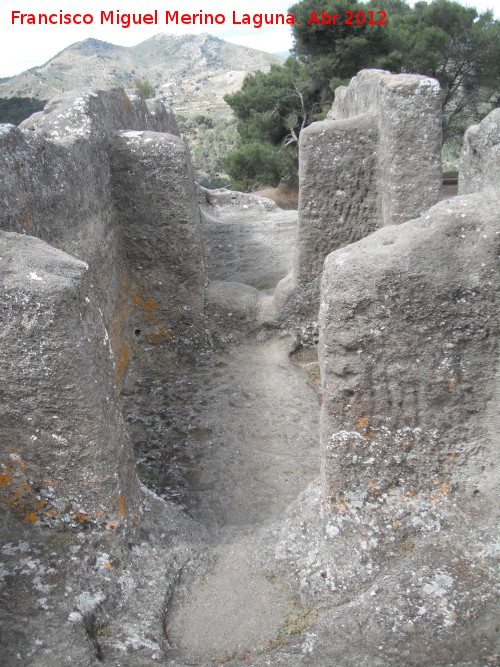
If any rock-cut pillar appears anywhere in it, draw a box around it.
[0,232,140,528]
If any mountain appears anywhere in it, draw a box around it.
[0,34,284,117]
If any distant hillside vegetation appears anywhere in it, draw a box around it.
[0,97,47,125]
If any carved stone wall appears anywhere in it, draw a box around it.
[459,107,500,196]
[0,88,205,527]
[316,106,499,659]
[109,130,206,348]
[0,232,140,528]
[272,69,442,324]
[329,69,442,228]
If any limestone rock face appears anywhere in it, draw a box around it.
[318,190,499,658]
[0,123,125,378]
[459,107,500,196]
[0,88,205,527]
[109,130,206,346]
[273,69,442,323]
[0,89,204,386]
[0,231,140,528]
[21,87,180,139]
[329,69,442,228]
[295,114,379,284]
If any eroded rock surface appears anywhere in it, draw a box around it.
[0,77,498,667]
[273,69,442,323]
[109,130,206,348]
[0,88,206,529]
[298,138,499,664]
[0,231,139,528]
[459,107,500,196]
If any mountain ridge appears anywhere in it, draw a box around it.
[0,33,284,116]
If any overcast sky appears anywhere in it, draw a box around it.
[1,0,499,78]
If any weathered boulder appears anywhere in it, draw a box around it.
[21,87,179,140]
[109,130,206,347]
[459,107,500,196]
[272,69,442,325]
[198,186,279,214]
[0,231,140,528]
[315,189,499,661]
[0,88,205,530]
[0,88,204,392]
[294,113,379,284]
[329,69,442,228]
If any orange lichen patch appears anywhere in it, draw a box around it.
[356,416,374,438]
[145,326,171,344]
[446,379,456,388]
[71,512,89,523]
[430,480,449,503]
[0,473,12,486]
[130,286,165,326]
[103,561,112,568]
[368,479,378,491]
[142,297,159,314]
[116,492,127,517]
[22,200,34,231]
[121,90,132,116]
[12,484,30,500]
[392,520,401,527]
[11,458,29,473]
[442,452,458,465]
[131,292,143,308]
[0,458,58,523]
[115,343,131,386]
[401,441,410,448]
[409,489,418,498]
[1,497,20,510]
[329,493,349,512]
[132,512,139,527]
[43,509,57,518]
[106,520,120,529]
[140,297,161,326]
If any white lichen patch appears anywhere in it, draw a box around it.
[76,590,105,614]
[422,572,454,598]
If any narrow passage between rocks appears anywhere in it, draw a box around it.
[121,199,320,665]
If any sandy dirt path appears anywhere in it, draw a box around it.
[121,200,321,665]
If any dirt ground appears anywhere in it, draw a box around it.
[118,199,321,665]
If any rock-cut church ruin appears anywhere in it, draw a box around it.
[0,70,498,666]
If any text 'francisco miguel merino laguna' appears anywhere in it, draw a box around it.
[11,10,298,28]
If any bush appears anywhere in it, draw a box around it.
[222,141,298,191]
[0,97,47,125]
